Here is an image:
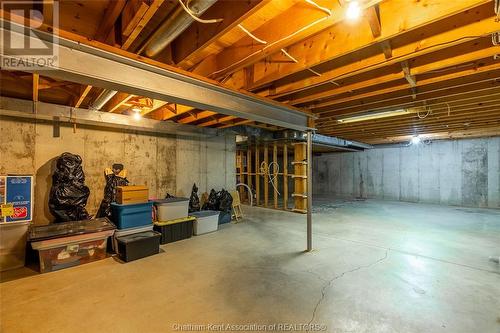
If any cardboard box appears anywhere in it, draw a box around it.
[116,186,149,204]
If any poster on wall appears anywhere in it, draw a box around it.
[0,176,33,223]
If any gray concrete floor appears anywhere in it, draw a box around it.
[1,199,499,333]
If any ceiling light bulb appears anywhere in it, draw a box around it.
[346,1,361,20]
[133,112,142,120]
[411,136,421,145]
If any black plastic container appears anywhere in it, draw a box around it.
[116,231,161,262]
[153,218,194,245]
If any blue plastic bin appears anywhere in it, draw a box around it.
[218,211,232,224]
[111,202,153,229]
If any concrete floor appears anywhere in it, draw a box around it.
[1,199,499,333]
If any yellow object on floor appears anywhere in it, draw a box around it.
[231,191,243,222]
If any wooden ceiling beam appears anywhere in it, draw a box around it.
[318,97,500,128]
[365,5,381,38]
[94,0,127,42]
[318,85,500,118]
[319,106,500,132]
[218,119,254,129]
[308,63,500,110]
[292,41,500,107]
[193,0,384,79]
[328,120,500,140]
[197,115,237,127]
[74,85,93,108]
[331,127,500,144]
[256,1,495,97]
[146,104,197,121]
[101,92,135,113]
[177,111,217,124]
[121,0,164,51]
[315,77,500,116]
[172,0,269,69]
[32,74,39,102]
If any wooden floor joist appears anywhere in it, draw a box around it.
[1,0,499,143]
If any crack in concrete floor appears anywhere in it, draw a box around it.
[306,251,389,330]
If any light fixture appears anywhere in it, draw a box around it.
[411,135,421,145]
[346,0,361,20]
[133,112,142,121]
[131,106,142,120]
[336,109,413,124]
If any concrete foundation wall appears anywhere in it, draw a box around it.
[313,137,500,208]
[0,117,236,225]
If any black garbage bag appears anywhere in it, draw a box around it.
[96,164,129,219]
[218,189,233,213]
[49,152,91,223]
[202,189,218,211]
[188,183,200,213]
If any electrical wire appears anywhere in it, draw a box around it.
[260,161,280,196]
[238,24,267,44]
[273,34,494,99]
[305,0,332,16]
[281,48,299,63]
[308,68,322,76]
[236,183,253,206]
[210,0,331,77]
[417,106,431,119]
[177,0,223,24]
[318,77,500,114]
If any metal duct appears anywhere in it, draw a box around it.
[141,0,218,58]
[273,130,373,151]
[90,90,117,110]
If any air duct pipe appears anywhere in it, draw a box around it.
[140,0,218,58]
[90,90,118,110]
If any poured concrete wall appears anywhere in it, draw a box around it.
[0,117,235,225]
[313,137,500,208]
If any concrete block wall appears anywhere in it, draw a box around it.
[0,117,236,225]
[313,137,500,209]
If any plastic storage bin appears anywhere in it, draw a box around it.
[153,198,189,221]
[192,211,219,235]
[29,218,116,273]
[0,221,29,271]
[111,202,153,229]
[116,231,161,262]
[112,225,153,253]
[153,217,195,244]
